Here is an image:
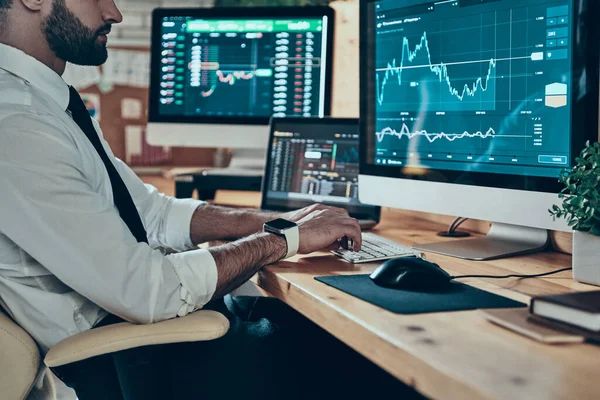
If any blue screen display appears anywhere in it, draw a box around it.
[372,0,575,178]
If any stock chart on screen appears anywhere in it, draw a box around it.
[373,0,575,178]
[158,17,328,118]
[267,123,361,206]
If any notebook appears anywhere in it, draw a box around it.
[530,291,600,332]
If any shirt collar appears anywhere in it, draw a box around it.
[0,43,70,111]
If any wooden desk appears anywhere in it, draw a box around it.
[139,178,599,400]
[255,209,600,400]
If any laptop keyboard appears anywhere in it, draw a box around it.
[331,232,423,264]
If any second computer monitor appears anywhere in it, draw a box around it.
[147,6,334,150]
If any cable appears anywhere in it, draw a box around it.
[438,217,471,238]
[451,217,468,232]
[448,217,463,232]
[450,267,572,281]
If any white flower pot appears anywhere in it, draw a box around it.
[572,230,600,286]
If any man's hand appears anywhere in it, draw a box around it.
[294,208,362,254]
[281,203,349,223]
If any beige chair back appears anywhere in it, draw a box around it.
[0,309,41,400]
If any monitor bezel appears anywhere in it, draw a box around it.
[149,6,335,125]
[359,0,599,195]
[261,117,381,222]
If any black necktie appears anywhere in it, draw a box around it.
[68,86,148,244]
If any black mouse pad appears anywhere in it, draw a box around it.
[315,275,526,314]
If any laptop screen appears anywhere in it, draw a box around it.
[262,118,378,219]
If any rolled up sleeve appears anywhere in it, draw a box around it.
[110,153,204,252]
[167,249,218,316]
[163,198,203,251]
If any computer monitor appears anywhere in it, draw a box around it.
[359,0,599,260]
[146,6,334,169]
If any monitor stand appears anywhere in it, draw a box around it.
[412,223,549,261]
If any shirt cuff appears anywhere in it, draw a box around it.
[164,198,205,251]
[166,248,218,316]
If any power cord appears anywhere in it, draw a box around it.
[438,217,471,238]
[450,267,572,281]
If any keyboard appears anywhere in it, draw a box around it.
[331,232,423,264]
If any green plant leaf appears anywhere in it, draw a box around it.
[553,141,600,235]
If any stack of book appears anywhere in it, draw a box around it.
[530,291,600,335]
[482,291,600,344]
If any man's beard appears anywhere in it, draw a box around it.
[42,0,109,66]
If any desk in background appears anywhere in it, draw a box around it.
[174,170,262,201]
[141,176,600,400]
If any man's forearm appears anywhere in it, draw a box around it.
[190,204,278,244]
[208,232,286,299]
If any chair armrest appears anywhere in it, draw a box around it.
[44,310,229,368]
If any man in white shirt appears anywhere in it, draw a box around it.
[0,0,422,399]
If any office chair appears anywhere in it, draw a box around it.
[0,306,230,399]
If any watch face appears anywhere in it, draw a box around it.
[266,218,297,231]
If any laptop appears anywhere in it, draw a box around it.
[261,117,380,229]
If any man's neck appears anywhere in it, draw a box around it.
[0,32,66,75]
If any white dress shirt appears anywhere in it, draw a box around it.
[0,43,219,354]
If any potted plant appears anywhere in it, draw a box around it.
[550,141,600,286]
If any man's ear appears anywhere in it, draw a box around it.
[19,0,45,12]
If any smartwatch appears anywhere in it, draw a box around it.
[263,218,300,259]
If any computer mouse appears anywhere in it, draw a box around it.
[369,257,452,291]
